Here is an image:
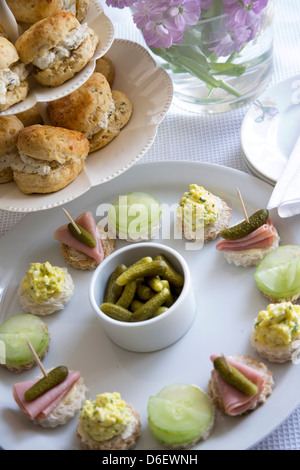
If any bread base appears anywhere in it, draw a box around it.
[251,330,300,363]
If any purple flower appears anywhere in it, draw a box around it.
[105,0,136,8]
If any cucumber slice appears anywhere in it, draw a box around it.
[108,192,161,238]
[255,245,300,299]
[0,314,50,368]
[147,384,214,446]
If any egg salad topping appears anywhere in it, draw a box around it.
[254,302,300,347]
[177,184,218,230]
[22,262,66,303]
[79,392,132,442]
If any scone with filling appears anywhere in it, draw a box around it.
[0,37,29,112]
[47,72,132,152]
[176,184,231,243]
[77,392,141,450]
[251,302,300,363]
[12,124,90,194]
[18,261,74,316]
[7,0,90,28]
[0,115,24,183]
[15,9,98,87]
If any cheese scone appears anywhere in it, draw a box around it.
[0,37,29,112]
[15,10,98,87]
[12,124,90,194]
[0,115,24,183]
[7,0,90,27]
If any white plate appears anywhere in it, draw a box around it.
[0,161,299,451]
[241,75,300,185]
[0,0,115,117]
[0,39,173,212]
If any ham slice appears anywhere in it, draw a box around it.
[13,371,81,420]
[216,219,276,252]
[210,355,266,416]
[54,211,104,263]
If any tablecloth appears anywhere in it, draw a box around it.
[1,0,300,450]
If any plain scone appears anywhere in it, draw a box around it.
[13,124,90,194]
[15,9,98,87]
[208,354,274,415]
[0,115,24,183]
[77,403,141,450]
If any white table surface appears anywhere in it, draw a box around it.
[1,0,300,450]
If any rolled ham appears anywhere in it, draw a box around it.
[54,211,104,263]
[13,370,81,421]
[210,355,266,416]
[216,218,276,252]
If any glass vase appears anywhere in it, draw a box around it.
[152,1,274,114]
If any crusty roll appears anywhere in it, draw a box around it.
[12,124,89,194]
[0,37,29,112]
[6,0,90,26]
[0,115,24,183]
[15,10,98,87]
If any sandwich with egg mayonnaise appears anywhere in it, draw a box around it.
[15,9,98,87]
[47,72,132,153]
[0,115,24,183]
[11,124,90,194]
[6,0,90,28]
[0,37,29,112]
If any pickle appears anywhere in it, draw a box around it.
[137,283,155,301]
[154,306,169,317]
[100,302,133,322]
[130,299,144,312]
[147,276,164,292]
[131,287,170,322]
[68,223,96,247]
[154,255,184,288]
[213,357,259,396]
[116,281,137,309]
[220,209,269,240]
[116,260,167,287]
[24,366,69,401]
[104,264,127,303]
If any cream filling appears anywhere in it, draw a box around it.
[32,23,92,70]
[9,151,51,176]
[86,100,116,140]
[0,63,28,104]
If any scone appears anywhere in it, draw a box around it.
[48,72,132,152]
[0,37,29,112]
[95,55,115,87]
[12,124,90,194]
[77,392,141,450]
[15,9,98,87]
[16,105,44,127]
[6,0,90,27]
[176,184,231,243]
[0,20,8,38]
[0,115,24,183]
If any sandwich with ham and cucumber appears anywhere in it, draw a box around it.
[54,210,115,271]
[216,208,280,268]
[208,354,274,416]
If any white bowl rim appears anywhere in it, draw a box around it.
[89,242,191,328]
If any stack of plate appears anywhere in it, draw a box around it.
[241,75,300,186]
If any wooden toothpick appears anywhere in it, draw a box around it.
[62,207,81,234]
[236,187,249,223]
[26,340,48,377]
